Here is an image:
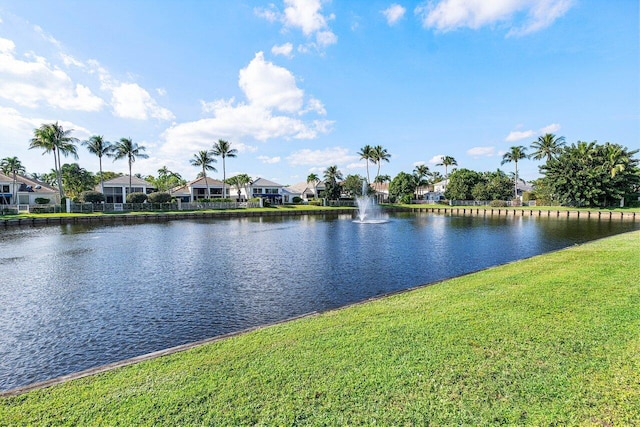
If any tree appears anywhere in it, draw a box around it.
[190,150,217,198]
[323,165,343,199]
[501,146,529,198]
[60,163,95,200]
[82,135,113,195]
[150,166,184,192]
[357,145,374,184]
[226,174,251,200]
[436,155,457,178]
[371,145,391,182]
[112,137,149,195]
[413,164,430,200]
[530,133,565,162]
[342,174,366,197]
[306,173,320,199]
[0,156,26,176]
[211,139,237,200]
[540,141,640,207]
[444,168,482,200]
[389,172,417,203]
[471,170,513,201]
[29,122,79,200]
[374,174,391,184]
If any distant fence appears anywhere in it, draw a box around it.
[326,200,357,207]
[58,201,261,213]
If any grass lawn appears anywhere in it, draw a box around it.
[1,231,640,425]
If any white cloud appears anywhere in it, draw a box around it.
[346,162,365,170]
[110,82,175,120]
[467,146,496,157]
[156,87,167,96]
[160,53,332,159]
[255,0,337,50]
[382,4,406,25]
[287,147,358,167]
[412,161,426,167]
[505,129,535,142]
[415,0,573,36]
[239,52,303,113]
[540,123,560,134]
[0,37,105,111]
[505,123,562,142]
[428,155,444,164]
[272,42,294,57]
[258,155,282,164]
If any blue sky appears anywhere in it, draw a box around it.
[0,0,638,185]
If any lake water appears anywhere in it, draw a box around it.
[1,212,638,391]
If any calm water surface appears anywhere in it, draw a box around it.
[0,212,638,390]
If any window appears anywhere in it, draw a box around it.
[1,185,9,192]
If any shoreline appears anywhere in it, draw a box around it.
[1,206,638,227]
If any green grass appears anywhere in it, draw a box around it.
[2,231,640,425]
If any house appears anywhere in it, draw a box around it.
[249,178,289,204]
[370,182,390,203]
[170,177,226,202]
[287,181,326,200]
[0,172,59,206]
[98,175,156,203]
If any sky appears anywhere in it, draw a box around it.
[0,0,638,185]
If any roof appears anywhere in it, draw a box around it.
[0,172,57,194]
[251,177,284,187]
[287,181,326,194]
[171,176,225,193]
[102,175,155,187]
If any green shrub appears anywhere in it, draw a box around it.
[399,194,413,204]
[292,196,303,204]
[522,191,536,202]
[126,192,147,203]
[80,191,104,203]
[34,197,50,205]
[147,192,172,203]
[489,200,508,207]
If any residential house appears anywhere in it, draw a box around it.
[0,172,59,206]
[98,175,155,203]
[170,177,226,202]
[287,180,326,201]
[249,178,289,204]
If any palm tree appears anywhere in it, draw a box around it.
[112,137,149,196]
[371,145,391,182]
[29,122,78,200]
[323,165,343,183]
[0,156,26,176]
[501,146,528,198]
[211,139,237,199]
[190,150,217,198]
[413,164,431,200]
[436,155,457,178]
[226,174,251,200]
[0,157,26,204]
[530,133,566,162]
[307,173,320,199]
[374,174,391,184]
[82,135,113,195]
[357,145,374,184]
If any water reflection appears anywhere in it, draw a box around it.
[0,213,637,390]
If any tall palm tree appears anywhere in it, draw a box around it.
[413,164,430,200]
[190,150,217,198]
[530,133,565,162]
[226,174,251,200]
[436,155,457,178]
[29,122,78,200]
[371,145,391,182]
[211,139,237,199]
[501,146,529,198]
[112,137,148,196]
[357,145,374,184]
[306,173,320,199]
[82,135,113,195]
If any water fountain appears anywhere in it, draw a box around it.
[354,180,389,223]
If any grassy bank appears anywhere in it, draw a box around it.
[2,231,639,425]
